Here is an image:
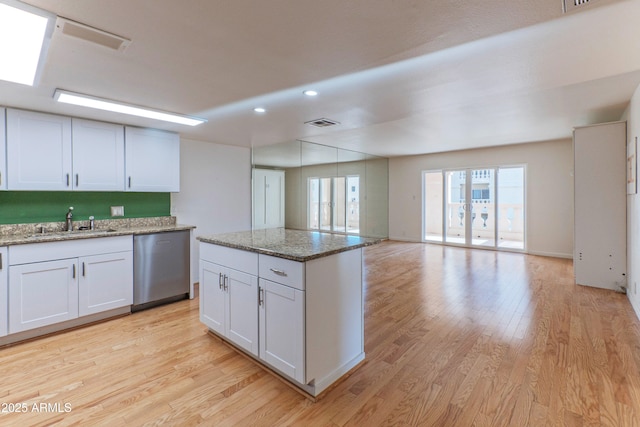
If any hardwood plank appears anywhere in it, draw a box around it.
[0,241,639,426]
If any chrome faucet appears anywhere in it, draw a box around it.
[65,206,74,231]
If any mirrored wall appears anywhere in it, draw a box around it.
[252,140,388,238]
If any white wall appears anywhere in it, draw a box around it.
[171,138,252,281]
[389,140,574,258]
[623,85,640,319]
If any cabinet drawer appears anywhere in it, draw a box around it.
[9,235,133,265]
[200,243,258,276]
[259,254,305,291]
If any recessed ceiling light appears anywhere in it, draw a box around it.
[254,107,266,113]
[54,89,207,126]
[0,0,55,86]
[303,90,318,96]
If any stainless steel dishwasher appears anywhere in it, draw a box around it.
[133,230,190,311]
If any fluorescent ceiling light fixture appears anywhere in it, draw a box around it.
[54,89,207,126]
[0,0,55,86]
[254,107,266,113]
[303,90,318,96]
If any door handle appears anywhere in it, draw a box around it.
[224,275,228,291]
[219,272,224,290]
[128,176,132,188]
[66,173,70,187]
[82,262,85,277]
[72,264,76,279]
[76,174,79,187]
[258,287,264,306]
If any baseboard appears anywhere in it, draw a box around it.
[526,250,573,259]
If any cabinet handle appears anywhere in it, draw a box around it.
[82,262,85,277]
[259,287,264,306]
[75,174,79,187]
[72,264,76,278]
[128,176,132,188]
[219,272,224,289]
[66,173,70,187]
[270,268,287,277]
[0,253,2,270]
[224,275,229,291]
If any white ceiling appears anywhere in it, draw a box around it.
[2,0,638,158]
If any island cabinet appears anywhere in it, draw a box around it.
[200,244,259,356]
[199,229,373,397]
[0,247,7,337]
[7,236,133,335]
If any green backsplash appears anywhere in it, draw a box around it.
[0,192,170,224]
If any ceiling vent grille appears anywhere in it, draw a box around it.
[563,0,598,13]
[55,17,130,51]
[305,118,340,128]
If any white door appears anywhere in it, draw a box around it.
[78,252,133,316]
[0,108,6,190]
[226,269,259,356]
[574,122,626,290]
[259,278,305,383]
[6,109,73,191]
[125,127,180,192]
[253,169,285,229]
[9,259,78,333]
[0,247,7,336]
[72,119,125,191]
[199,261,226,335]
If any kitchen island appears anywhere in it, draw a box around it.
[197,229,381,398]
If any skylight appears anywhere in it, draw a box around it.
[0,0,55,86]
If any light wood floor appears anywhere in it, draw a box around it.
[1,241,640,426]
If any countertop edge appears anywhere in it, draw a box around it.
[197,235,383,262]
[0,225,196,246]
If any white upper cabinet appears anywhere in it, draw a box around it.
[72,119,125,191]
[6,109,72,191]
[125,127,180,192]
[0,108,6,190]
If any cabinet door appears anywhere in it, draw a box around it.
[0,247,7,337]
[226,269,259,356]
[125,127,180,192]
[0,108,6,190]
[6,109,72,191]
[259,278,305,383]
[72,119,125,191]
[9,259,78,333]
[79,251,133,316]
[200,261,226,335]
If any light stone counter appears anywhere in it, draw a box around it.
[0,217,194,246]
[197,228,382,262]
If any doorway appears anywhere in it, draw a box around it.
[423,167,525,250]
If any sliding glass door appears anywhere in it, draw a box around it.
[424,166,525,251]
[309,176,360,234]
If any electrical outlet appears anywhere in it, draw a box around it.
[110,206,124,217]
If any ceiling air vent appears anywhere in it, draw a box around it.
[305,118,340,128]
[55,17,130,51]
[563,0,598,13]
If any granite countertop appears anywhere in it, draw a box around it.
[0,217,195,246]
[197,228,382,262]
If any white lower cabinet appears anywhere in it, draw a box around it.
[7,236,133,335]
[200,241,364,397]
[79,252,133,317]
[259,278,305,383]
[1,247,8,337]
[9,259,78,333]
[200,260,259,356]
